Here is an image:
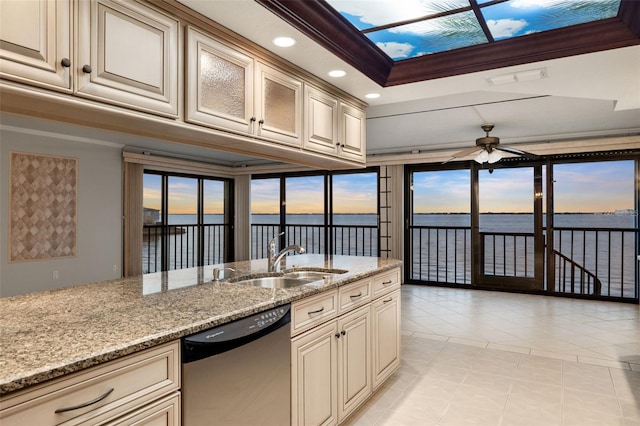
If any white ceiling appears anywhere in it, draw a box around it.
[178,0,640,162]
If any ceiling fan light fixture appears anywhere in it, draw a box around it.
[474,150,489,164]
[487,150,504,164]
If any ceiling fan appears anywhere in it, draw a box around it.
[444,124,539,164]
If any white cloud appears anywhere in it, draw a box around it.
[510,0,565,8]
[376,41,414,58]
[487,18,528,38]
[326,0,458,27]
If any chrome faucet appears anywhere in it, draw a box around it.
[213,267,235,282]
[268,232,305,272]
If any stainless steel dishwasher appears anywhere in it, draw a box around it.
[181,304,291,426]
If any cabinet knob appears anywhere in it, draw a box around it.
[60,58,71,68]
[341,330,346,336]
[250,117,256,122]
[335,333,341,339]
[258,119,264,125]
[82,64,92,74]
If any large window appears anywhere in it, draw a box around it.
[251,169,379,259]
[143,171,233,273]
[405,154,639,302]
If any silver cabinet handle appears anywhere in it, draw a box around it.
[382,280,393,285]
[349,292,363,299]
[55,388,114,413]
[307,306,325,315]
[383,298,393,303]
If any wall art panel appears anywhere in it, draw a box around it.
[9,152,78,262]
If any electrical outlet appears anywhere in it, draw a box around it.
[52,270,59,280]
[112,264,118,272]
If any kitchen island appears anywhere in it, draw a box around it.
[0,255,401,395]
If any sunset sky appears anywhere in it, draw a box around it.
[143,160,634,215]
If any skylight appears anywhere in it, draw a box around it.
[325,0,622,60]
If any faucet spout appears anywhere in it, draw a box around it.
[269,244,305,272]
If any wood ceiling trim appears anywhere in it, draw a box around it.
[388,17,640,86]
[257,0,640,87]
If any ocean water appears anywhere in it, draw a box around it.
[143,213,638,299]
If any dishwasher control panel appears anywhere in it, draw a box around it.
[182,304,291,362]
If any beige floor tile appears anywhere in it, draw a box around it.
[439,403,502,426]
[348,286,640,425]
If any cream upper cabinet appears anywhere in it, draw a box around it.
[0,0,72,91]
[186,26,255,134]
[338,101,366,162]
[304,85,366,163]
[304,84,339,155]
[76,0,179,117]
[255,61,303,146]
[371,289,401,389]
[291,322,339,426]
[336,305,371,423]
[186,27,302,146]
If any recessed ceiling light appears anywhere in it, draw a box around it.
[328,70,346,78]
[273,37,295,47]
[365,93,380,99]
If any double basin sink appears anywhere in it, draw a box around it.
[226,268,348,289]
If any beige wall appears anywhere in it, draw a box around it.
[0,115,123,297]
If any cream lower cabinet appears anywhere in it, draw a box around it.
[291,321,339,426]
[0,341,180,426]
[291,267,400,426]
[336,305,371,423]
[372,289,401,389]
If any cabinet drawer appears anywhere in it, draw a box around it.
[103,392,180,426]
[0,341,180,426]
[338,279,371,314]
[291,290,338,336]
[371,268,401,299]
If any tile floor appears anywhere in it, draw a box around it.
[345,284,640,426]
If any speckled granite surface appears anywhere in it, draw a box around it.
[0,255,401,395]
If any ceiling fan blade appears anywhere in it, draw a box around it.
[442,146,482,164]
[496,145,539,159]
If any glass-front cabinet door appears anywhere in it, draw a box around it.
[255,61,303,146]
[186,26,255,134]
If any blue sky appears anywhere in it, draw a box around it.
[411,160,634,213]
[143,174,225,214]
[144,161,634,215]
[326,0,620,59]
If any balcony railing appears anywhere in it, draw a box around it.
[251,223,378,259]
[552,227,638,299]
[407,225,639,301]
[143,223,230,274]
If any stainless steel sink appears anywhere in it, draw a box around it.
[232,276,315,289]
[228,268,347,289]
[284,271,332,281]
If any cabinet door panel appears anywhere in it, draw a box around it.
[186,26,254,134]
[0,0,72,90]
[372,289,401,389]
[304,85,338,155]
[337,306,371,422]
[339,102,366,162]
[255,62,302,146]
[291,322,338,426]
[77,0,179,116]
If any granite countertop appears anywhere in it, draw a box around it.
[0,254,401,395]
